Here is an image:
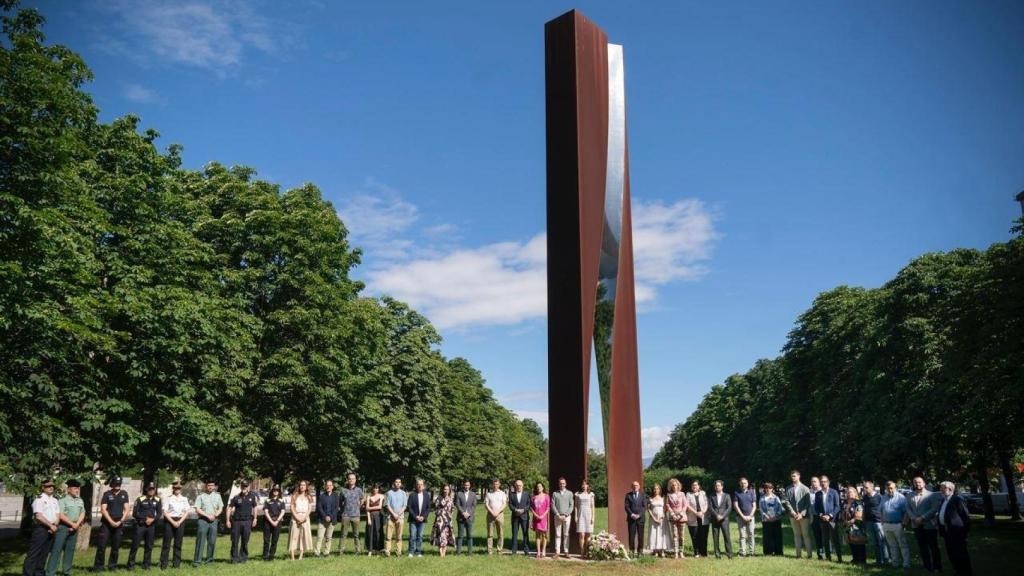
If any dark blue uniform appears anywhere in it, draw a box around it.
[128,495,162,569]
[229,492,258,563]
[262,498,286,560]
[93,489,131,570]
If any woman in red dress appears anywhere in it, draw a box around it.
[531,483,551,558]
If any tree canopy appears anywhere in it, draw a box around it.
[0,2,544,494]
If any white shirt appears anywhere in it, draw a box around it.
[33,493,60,524]
[485,490,507,510]
[164,494,191,518]
[938,496,950,526]
[716,493,724,507]
[416,492,424,512]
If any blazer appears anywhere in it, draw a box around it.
[785,483,811,516]
[907,490,941,530]
[624,491,649,523]
[686,491,709,526]
[509,490,530,518]
[316,491,341,522]
[938,494,970,536]
[708,492,732,524]
[455,490,477,522]
[814,488,842,524]
[407,490,432,524]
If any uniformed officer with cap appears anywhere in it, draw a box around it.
[227,480,258,563]
[93,476,132,572]
[46,479,85,576]
[127,482,162,570]
[261,485,286,561]
[22,479,58,576]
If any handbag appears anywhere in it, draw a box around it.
[848,526,867,545]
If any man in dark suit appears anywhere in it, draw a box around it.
[624,481,648,557]
[937,481,972,576]
[816,476,843,562]
[709,480,733,559]
[508,480,531,555]
[455,481,477,555]
[407,479,432,557]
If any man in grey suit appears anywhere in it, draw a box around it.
[906,476,942,573]
[709,480,733,559]
[784,470,813,559]
[455,481,477,555]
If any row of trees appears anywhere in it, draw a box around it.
[0,2,545,513]
[652,222,1023,522]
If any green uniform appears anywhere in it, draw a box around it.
[46,495,85,576]
[193,492,224,566]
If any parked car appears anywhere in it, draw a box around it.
[962,492,1024,515]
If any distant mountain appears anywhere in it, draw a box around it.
[643,456,654,468]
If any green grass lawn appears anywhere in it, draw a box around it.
[2,508,1019,575]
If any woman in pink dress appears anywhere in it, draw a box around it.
[531,482,551,558]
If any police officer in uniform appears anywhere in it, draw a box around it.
[93,476,132,572]
[262,485,286,561]
[127,482,162,570]
[160,481,190,569]
[227,480,258,563]
[22,479,58,576]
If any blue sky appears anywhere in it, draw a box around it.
[31,0,1024,457]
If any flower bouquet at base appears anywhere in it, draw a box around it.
[586,530,630,561]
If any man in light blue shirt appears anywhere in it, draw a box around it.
[880,481,910,568]
[384,479,408,556]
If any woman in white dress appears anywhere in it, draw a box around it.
[666,478,689,558]
[574,480,595,557]
[288,480,313,560]
[647,483,669,557]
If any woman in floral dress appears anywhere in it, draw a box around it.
[666,478,689,558]
[531,482,551,558]
[431,484,456,557]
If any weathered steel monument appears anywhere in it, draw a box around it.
[545,9,643,547]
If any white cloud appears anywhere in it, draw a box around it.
[587,425,671,458]
[367,234,547,329]
[95,1,296,72]
[123,83,161,104]
[360,196,717,330]
[641,426,672,458]
[632,199,718,300]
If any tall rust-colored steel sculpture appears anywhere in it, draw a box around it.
[545,9,643,550]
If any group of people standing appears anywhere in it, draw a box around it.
[21,469,975,576]
[620,470,973,576]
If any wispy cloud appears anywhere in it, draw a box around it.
[92,0,301,73]
[350,187,718,329]
[513,410,549,426]
[337,178,421,261]
[123,83,162,104]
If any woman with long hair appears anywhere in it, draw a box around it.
[365,484,385,556]
[531,483,550,558]
[574,479,595,558]
[288,480,314,560]
[666,478,689,558]
[647,483,669,557]
[431,485,456,557]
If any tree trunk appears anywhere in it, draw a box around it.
[976,461,996,527]
[998,451,1021,521]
